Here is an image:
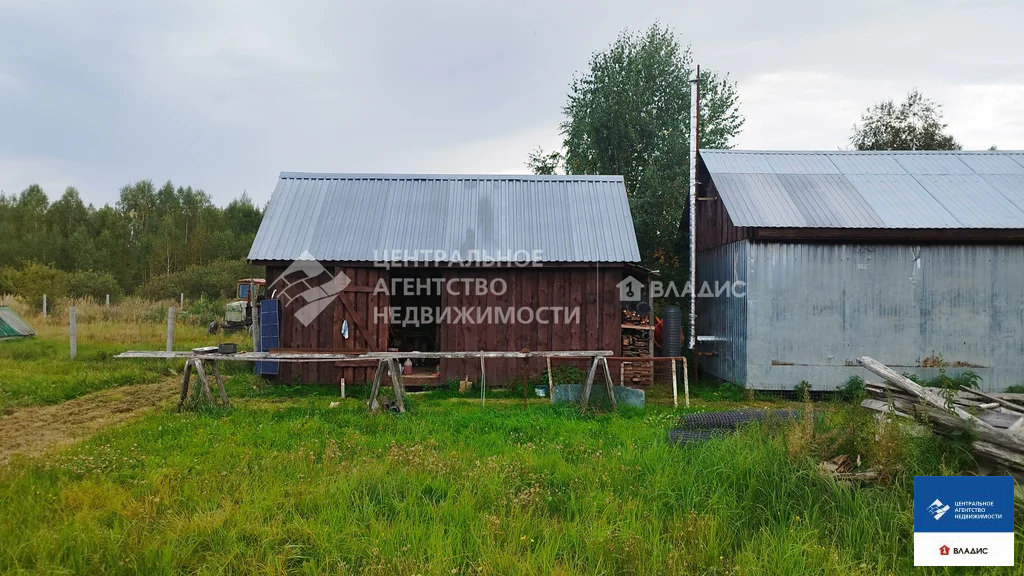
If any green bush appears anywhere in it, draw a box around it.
[835,376,866,403]
[138,259,261,300]
[67,270,122,301]
[6,262,69,309]
[0,268,13,294]
[178,295,227,326]
[540,365,587,386]
[794,380,812,398]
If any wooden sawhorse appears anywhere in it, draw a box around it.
[367,358,406,413]
[178,358,230,412]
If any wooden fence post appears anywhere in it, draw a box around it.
[69,306,76,359]
[166,307,175,352]
[671,358,678,408]
[479,351,486,407]
[106,294,110,306]
[43,294,47,318]
[547,356,554,402]
[682,357,690,408]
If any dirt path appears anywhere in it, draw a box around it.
[0,379,178,465]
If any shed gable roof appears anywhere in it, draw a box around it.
[248,173,641,263]
[700,150,1024,229]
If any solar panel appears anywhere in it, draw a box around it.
[257,299,280,376]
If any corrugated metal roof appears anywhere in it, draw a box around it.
[700,150,1024,229]
[0,306,34,338]
[248,173,641,263]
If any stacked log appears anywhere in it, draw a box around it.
[858,356,1024,480]
[621,307,652,384]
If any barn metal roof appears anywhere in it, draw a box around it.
[700,150,1024,229]
[248,173,641,263]
[0,306,34,339]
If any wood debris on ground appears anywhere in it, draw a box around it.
[818,454,878,482]
[858,356,1024,482]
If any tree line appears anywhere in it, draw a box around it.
[0,181,263,307]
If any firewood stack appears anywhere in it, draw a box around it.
[621,307,652,385]
[858,356,1024,482]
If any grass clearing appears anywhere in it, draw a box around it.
[0,315,249,412]
[0,315,1021,574]
[2,382,1020,574]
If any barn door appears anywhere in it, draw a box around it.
[333,267,390,383]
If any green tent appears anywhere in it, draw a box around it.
[0,306,34,339]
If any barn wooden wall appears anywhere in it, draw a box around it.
[439,266,622,385]
[266,264,623,386]
[267,265,389,385]
[695,177,751,252]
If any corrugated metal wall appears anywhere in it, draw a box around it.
[742,243,1024,391]
[696,242,748,384]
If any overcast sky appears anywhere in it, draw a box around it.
[1,0,1022,207]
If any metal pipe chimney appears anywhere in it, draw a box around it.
[688,67,699,350]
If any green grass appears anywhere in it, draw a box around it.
[0,322,245,411]
[2,384,1018,575]
[0,323,1020,574]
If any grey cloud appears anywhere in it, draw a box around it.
[0,0,1021,207]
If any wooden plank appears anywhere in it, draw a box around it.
[178,360,193,412]
[600,356,617,411]
[387,359,406,413]
[569,270,583,354]
[671,359,678,408]
[480,351,486,406]
[1006,416,1024,436]
[367,359,385,412]
[547,356,554,402]
[858,356,995,430]
[192,359,215,404]
[337,288,376,352]
[959,386,1024,413]
[860,398,911,419]
[271,347,369,354]
[580,356,599,408]
[682,357,690,408]
[884,396,1022,453]
[117,349,615,361]
[211,360,229,405]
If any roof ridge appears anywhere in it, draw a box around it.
[278,172,625,181]
[700,149,1024,155]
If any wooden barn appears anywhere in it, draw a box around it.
[247,173,648,386]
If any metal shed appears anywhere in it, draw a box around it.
[248,173,647,386]
[695,150,1024,392]
[0,306,35,339]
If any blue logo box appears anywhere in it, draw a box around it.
[914,476,1014,533]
